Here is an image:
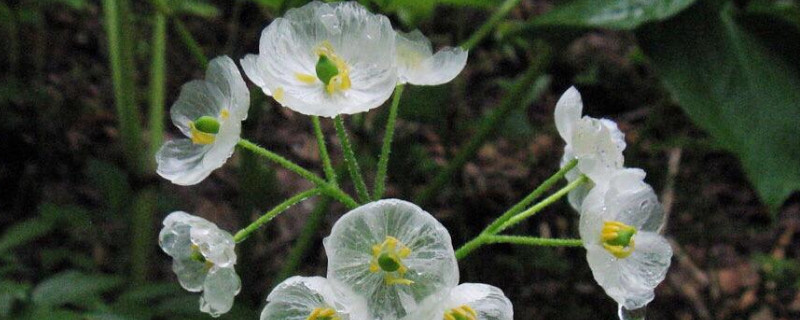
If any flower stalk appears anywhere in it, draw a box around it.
[234,188,323,243]
[334,116,371,203]
[374,85,404,199]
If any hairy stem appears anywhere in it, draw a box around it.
[334,116,371,203]
[234,188,322,243]
[373,85,405,199]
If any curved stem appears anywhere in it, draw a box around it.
[496,175,589,233]
[484,159,578,234]
[334,116,371,203]
[485,235,583,247]
[460,0,524,50]
[374,85,404,199]
[234,188,322,243]
[312,116,337,185]
[236,139,358,209]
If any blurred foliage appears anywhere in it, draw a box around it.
[530,0,696,29]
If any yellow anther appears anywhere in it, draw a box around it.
[313,40,351,95]
[370,236,414,286]
[189,121,216,145]
[306,307,340,320]
[295,73,318,84]
[274,87,285,103]
[600,220,637,259]
[384,275,414,286]
[220,109,230,119]
[443,305,478,320]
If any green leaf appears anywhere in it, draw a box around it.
[0,280,30,317]
[747,0,800,30]
[530,0,696,30]
[0,218,54,254]
[86,159,131,215]
[31,271,123,308]
[637,2,800,210]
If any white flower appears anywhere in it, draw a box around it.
[159,211,241,317]
[578,168,673,316]
[323,199,459,319]
[395,30,468,86]
[156,56,250,186]
[406,283,513,320]
[554,86,626,210]
[260,276,368,320]
[241,1,397,117]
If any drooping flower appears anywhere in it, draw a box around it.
[578,168,672,318]
[323,199,459,319]
[156,56,250,186]
[406,283,514,320]
[159,211,241,317]
[395,30,468,86]
[241,1,397,117]
[260,276,368,320]
[554,86,626,211]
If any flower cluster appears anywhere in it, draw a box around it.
[262,199,513,320]
[555,87,673,318]
[159,212,241,317]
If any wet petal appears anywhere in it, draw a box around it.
[155,139,214,186]
[396,30,467,85]
[261,276,368,320]
[205,56,250,120]
[200,267,241,317]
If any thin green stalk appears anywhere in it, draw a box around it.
[414,61,550,205]
[173,18,208,68]
[312,116,337,185]
[274,197,331,283]
[234,188,322,242]
[236,139,358,209]
[496,175,589,233]
[147,13,167,163]
[131,188,157,282]
[373,85,404,200]
[460,0,523,50]
[484,159,578,234]
[485,235,583,247]
[334,116,371,203]
[102,0,144,174]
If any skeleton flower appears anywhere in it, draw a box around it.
[578,168,672,318]
[406,283,513,320]
[554,87,626,211]
[395,30,468,86]
[260,276,368,320]
[159,211,241,317]
[323,199,459,319]
[241,1,397,117]
[156,56,249,186]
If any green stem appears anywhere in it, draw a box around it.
[234,188,322,242]
[484,159,577,234]
[147,13,167,165]
[236,139,358,209]
[496,175,589,233]
[312,116,337,185]
[334,116,371,203]
[413,63,550,205]
[373,85,404,199]
[485,235,583,247]
[460,0,523,50]
[131,188,157,282]
[274,197,331,283]
[173,18,208,68]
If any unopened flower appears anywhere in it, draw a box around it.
[260,276,368,320]
[407,283,513,320]
[156,56,250,186]
[323,199,459,319]
[578,168,672,317]
[159,211,241,317]
[554,86,626,210]
[241,1,397,117]
[395,30,467,86]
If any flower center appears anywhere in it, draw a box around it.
[306,307,340,320]
[369,236,413,286]
[295,41,351,95]
[443,305,478,320]
[188,109,229,145]
[600,221,637,259]
[189,244,215,270]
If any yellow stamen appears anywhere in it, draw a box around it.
[369,236,414,286]
[313,41,351,95]
[295,73,318,84]
[274,87,285,103]
[443,305,478,320]
[220,109,230,119]
[600,220,637,259]
[306,307,340,320]
[189,121,216,145]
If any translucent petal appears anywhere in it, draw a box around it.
[205,56,250,120]
[261,276,368,320]
[155,139,214,186]
[189,219,237,268]
[603,171,664,233]
[571,117,625,182]
[554,86,583,142]
[160,211,199,259]
[618,232,672,309]
[199,118,240,178]
[200,267,241,317]
[324,199,459,319]
[173,258,207,292]
[170,80,227,137]
[246,1,397,117]
[241,54,272,95]
[396,30,467,85]
[618,305,647,320]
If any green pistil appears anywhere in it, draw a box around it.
[378,253,401,272]
[194,116,220,134]
[315,55,339,85]
[605,228,635,247]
